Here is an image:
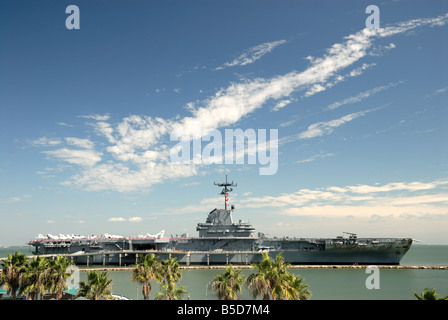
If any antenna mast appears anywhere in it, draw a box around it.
[214,175,237,210]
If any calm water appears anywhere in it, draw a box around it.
[1,244,448,300]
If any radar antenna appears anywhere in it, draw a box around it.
[214,175,237,210]
[343,232,357,239]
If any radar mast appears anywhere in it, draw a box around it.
[214,175,237,210]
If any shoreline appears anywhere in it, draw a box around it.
[77,265,448,272]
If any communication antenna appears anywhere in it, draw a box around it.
[214,175,237,210]
[343,232,357,239]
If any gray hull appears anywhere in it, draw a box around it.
[28,237,412,266]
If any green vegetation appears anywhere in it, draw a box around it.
[155,281,188,300]
[48,256,73,300]
[131,254,188,300]
[208,252,311,300]
[131,253,161,300]
[1,251,313,300]
[0,252,28,299]
[77,270,113,300]
[0,252,75,300]
[8,250,447,301]
[208,265,245,300]
[155,255,187,300]
[414,288,448,300]
[159,255,182,284]
[21,256,49,300]
[246,252,311,300]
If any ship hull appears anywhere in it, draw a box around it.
[27,237,412,266]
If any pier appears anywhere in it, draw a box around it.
[77,265,448,271]
[1,250,447,270]
[0,250,256,267]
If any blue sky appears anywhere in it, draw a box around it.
[1,1,448,245]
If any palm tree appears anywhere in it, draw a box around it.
[208,265,245,300]
[246,256,271,300]
[247,252,285,300]
[77,271,96,300]
[155,281,188,300]
[267,253,291,300]
[247,252,310,300]
[159,255,182,284]
[21,256,50,300]
[47,256,73,300]
[0,252,28,300]
[283,273,311,300]
[131,254,162,300]
[77,270,113,300]
[414,288,448,300]
[152,255,189,300]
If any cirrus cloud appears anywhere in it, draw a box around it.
[215,39,287,70]
[33,12,448,193]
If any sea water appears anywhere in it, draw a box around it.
[1,244,447,300]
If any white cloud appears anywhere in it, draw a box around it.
[425,86,448,99]
[65,137,94,149]
[327,81,403,110]
[43,148,102,167]
[297,109,371,139]
[66,162,197,192]
[303,84,326,97]
[385,43,396,49]
[57,122,74,127]
[216,40,287,70]
[179,14,448,139]
[108,216,143,223]
[434,86,448,94]
[154,196,222,216]
[149,178,448,225]
[240,179,448,206]
[238,179,448,221]
[93,121,115,144]
[78,114,110,121]
[368,214,394,223]
[32,137,62,146]
[303,63,376,98]
[272,99,294,112]
[34,12,448,193]
[108,217,126,222]
[368,42,397,57]
[338,180,446,194]
[400,212,448,220]
[296,152,335,164]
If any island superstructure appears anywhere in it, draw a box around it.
[28,176,413,265]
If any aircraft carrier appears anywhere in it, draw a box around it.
[27,176,413,265]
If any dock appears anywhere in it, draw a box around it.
[76,265,448,272]
[1,250,447,270]
[0,250,257,267]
